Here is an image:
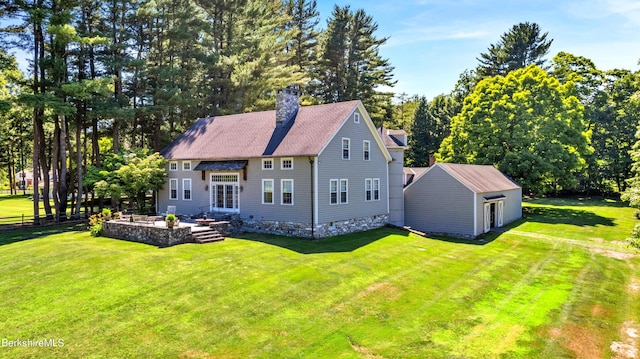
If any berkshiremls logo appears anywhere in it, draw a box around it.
[2,338,64,348]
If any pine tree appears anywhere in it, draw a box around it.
[477,22,552,78]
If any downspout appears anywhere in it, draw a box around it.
[309,157,315,239]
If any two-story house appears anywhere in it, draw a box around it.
[158,86,407,238]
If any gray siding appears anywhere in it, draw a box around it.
[241,157,312,223]
[388,148,404,226]
[473,188,522,233]
[157,160,214,216]
[316,109,389,224]
[404,166,476,237]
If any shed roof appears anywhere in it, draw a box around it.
[161,100,363,160]
[434,163,521,193]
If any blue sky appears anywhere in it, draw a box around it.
[318,0,640,100]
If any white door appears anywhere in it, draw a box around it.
[210,173,240,213]
[484,203,491,233]
[497,201,504,227]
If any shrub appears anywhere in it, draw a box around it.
[88,210,118,237]
[628,223,640,250]
[166,213,176,222]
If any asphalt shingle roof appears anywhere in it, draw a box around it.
[435,163,521,193]
[161,100,361,160]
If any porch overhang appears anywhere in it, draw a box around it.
[194,160,248,171]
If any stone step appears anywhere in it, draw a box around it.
[191,229,225,244]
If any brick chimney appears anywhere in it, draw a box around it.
[428,154,436,167]
[276,85,300,126]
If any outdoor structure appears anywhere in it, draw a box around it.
[158,85,407,238]
[403,163,522,239]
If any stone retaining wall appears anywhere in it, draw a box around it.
[242,214,388,239]
[102,221,192,247]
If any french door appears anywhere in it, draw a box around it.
[210,174,239,213]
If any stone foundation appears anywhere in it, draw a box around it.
[102,221,192,247]
[242,214,388,239]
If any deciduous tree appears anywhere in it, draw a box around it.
[438,65,590,195]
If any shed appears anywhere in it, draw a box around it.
[404,163,522,238]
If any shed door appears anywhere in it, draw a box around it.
[497,201,504,227]
[484,203,491,233]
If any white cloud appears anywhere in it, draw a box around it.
[385,26,489,47]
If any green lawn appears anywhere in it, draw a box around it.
[0,194,45,220]
[0,198,638,358]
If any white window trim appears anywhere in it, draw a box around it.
[262,158,274,170]
[262,179,274,205]
[281,179,294,205]
[182,161,191,171]
[169,178,178,200]
[365,178,372,202]
[342,138,350,160]
[280,157,294,170]
[354,113,360,123]
[169,161,178,172]
[182,178,192,201]
[363,140,370,161]
[329,179,338,205]
[339,179,348,204]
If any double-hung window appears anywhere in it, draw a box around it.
[363,140,370,161]
[182,161,191,171]
[262,179,274,204]
[182,179,192,200]
[330,179,338,205]
[169,179,178,200]
[282,179,293,205]
[169,161,178,171]
[365,178,380,202]
[342,138,350,160]
[339,179,348,204]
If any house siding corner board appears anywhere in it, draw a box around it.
[316,110,389,224]
[404,166,475,237]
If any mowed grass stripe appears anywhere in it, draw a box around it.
[0,198,637,358]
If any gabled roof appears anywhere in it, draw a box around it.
[432,163,521,193]
[405,163,520,193]
[161,100,364,160]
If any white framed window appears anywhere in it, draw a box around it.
[354,112,360,123]
[373,178,380,201]
[182,161,191,171]
[281,179,294,205]
[262,179,274,204]
[339,179,348,204]
[169,178,178,200]
[365,178,372,201]
[342,138,350,160]
[262,159,274,170]
[182,179,192,200]
[363,140,370,161]
[281,158,293,170]
[330,179,338,205]
[169,161,178,171]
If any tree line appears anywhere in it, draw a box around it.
[403,22,640,197]
[0,0,394,220]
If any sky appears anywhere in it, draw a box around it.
[317,0,640,100]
